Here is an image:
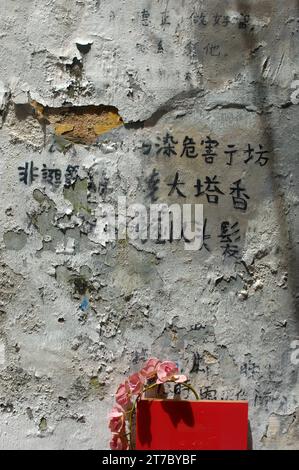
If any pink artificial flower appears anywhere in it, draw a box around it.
[156,361,178,383]
[156,361,187,384]
[115,381,132,410]
[140,357,161,379]
[173,374,188,383]
[108,405,125,433]
[110,433,129,450]
[128,372,144,395]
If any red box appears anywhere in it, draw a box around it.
[136,399,248,450]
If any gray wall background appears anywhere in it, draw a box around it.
[0,0,298,449]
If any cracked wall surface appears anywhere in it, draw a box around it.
[0,0,298,449]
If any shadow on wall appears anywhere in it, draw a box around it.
[236,0,299,333]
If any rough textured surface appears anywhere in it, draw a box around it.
[0,0,298,449]
[31,101,123,144]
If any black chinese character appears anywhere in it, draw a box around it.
[239,13,250,29]
[194,175,224,204]
[200,386,217,400]
[203,43,220,57]
[201,136,219,163]
[146,168,160,202]
[236,389,247,400]
[41,164,62,187]
[230,179,250,211]
[65,165,79,186]
[157,40,164,53]
[190,352,201,373]
[180,136,198,158]
[141,9,150,26]
[225,144,238,166]
[255,144,269,166]
[213,13,222,25]
[185,72,192,81]
[185,41,200,61]
[244,144,269,166]
[192,12,208,26]
[219,221,241,259]
[156,133,178,157]
[222,15,230,26]
[98,172,110,198]
[18,161,39,185]
[167,171,186,198]
[240,359,260,378]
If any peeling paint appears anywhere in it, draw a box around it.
[31,101,123,144]
[0,0,298,451]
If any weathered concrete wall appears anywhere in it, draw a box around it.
[0,0,298,449]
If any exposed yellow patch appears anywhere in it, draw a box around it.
[55,123,74,135]
[30,101,123,144]
[30,100,45,122]
[93,111,123,135]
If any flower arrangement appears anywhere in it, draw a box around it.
[108,357,199,450]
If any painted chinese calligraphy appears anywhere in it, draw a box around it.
[17,163,111,200]
[138,9,251,30]
[148,169,250,212]
[18,163,79,187]
[142,134,270,167]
